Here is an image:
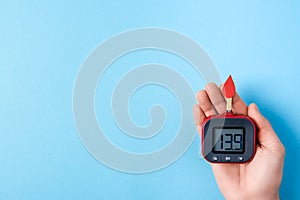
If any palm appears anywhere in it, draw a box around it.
[212,134,282,200]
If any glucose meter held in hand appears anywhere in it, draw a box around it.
[201,76,257,163]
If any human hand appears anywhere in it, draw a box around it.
[193,83,285,200]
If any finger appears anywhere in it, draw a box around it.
[205,83,226,114]
[196,90,217,117]
[248,103,274,137]
[232,93,248,115]
[192,104,206,125]
[248,103,284,155]
[193,105,206,137]
[220,84,248,115]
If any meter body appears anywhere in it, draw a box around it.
[202,113,256,163]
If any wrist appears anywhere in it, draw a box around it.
[225,192,280,200]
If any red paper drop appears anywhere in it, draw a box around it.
[222,75,236,98]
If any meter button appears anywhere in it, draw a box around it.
[230,155,245,162]
[225,156,231,161]
[222,155,232,162]
[238,156,244,161]
[210,155,221,162]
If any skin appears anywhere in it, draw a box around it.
[193,83,285,200]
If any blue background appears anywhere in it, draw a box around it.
[1,1,299,199]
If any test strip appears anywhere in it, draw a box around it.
[222,75,236,113]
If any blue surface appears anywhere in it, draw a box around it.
[1,1,299,199]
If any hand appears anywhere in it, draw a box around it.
[193,83,285,200]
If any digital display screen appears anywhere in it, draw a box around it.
[213,128,244,153]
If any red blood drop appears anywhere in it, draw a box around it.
[222,75,236,98]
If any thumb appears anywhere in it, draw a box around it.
[248,103,281,149]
